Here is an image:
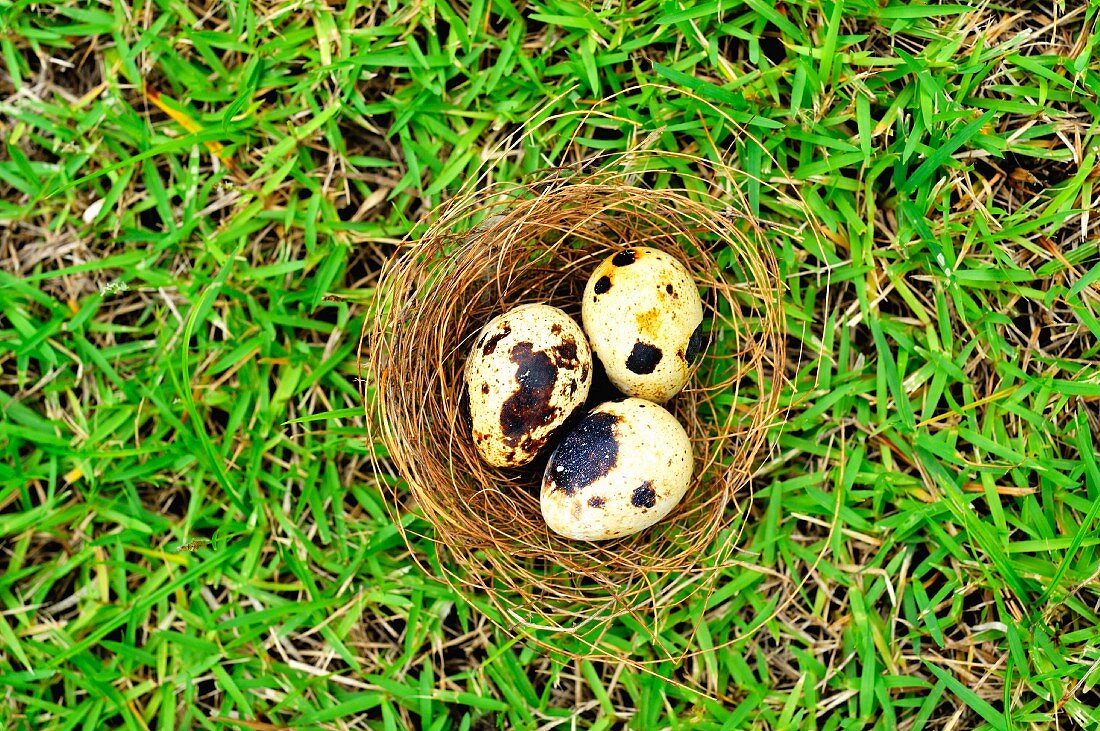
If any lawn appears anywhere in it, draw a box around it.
[2,0,1100,729]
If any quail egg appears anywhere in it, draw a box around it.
[582,247,704,403]
[465,304,592,468]
[541,397,692,541]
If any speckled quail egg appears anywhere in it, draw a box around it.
[540,397,693,541]
[582,247,704,403]
[465,304,592,468]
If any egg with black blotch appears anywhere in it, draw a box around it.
[465,304,593,468]
[540,397,692,541]
[582,247,704,403]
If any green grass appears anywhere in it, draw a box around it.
[3,0,1100,728]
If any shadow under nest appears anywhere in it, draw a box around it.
[362,167,788,655]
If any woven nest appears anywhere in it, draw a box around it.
[362,158,787,656]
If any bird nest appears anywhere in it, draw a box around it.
[361,158,788,658]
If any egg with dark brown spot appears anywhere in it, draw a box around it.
[541,398,693,541]
[465,304,592,468]
[582,247,704,403]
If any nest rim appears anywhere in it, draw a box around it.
[360,156,794,660]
